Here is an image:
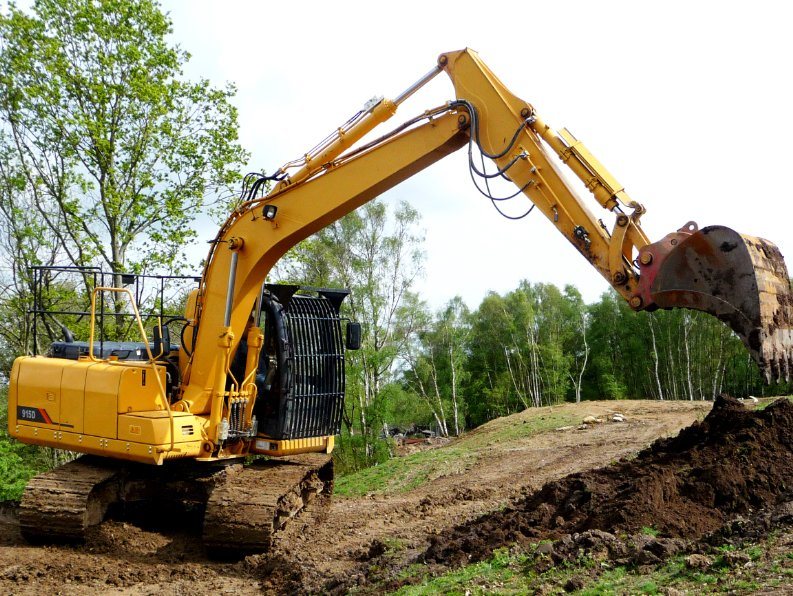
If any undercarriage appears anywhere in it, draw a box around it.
[18,454,333,555]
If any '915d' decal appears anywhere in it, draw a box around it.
[17,406,53,424]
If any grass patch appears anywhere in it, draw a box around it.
[378,532,793,595]
[335,409,579,497]
[335,446,475,497]
[754,395,793,410]
[454,410,579,450]
[394,548,528,595]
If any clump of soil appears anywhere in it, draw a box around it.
[703,493,793,547]
[425,396,793,567]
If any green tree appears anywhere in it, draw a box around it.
[402,296,471,437]
[0,133,92,370]
[585,291,630,400]
[561,285,589,403]
[0,0,247,284]
[463,281,595,425]
[488,282,572,408]
[276,199,425,468]
[0,0,248,485]
[584,290,780,400]
[464,291,516,426]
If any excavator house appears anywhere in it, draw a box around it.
[8,49,793,553]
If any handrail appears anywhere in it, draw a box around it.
[88,287,175,453]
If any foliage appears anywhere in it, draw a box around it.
[381,383,436,430]
[332,431,393,477]
[401,296,470,437]
[0,0,244,363]
[276,199,425,468]
[583,290,785,401]
[0,389,51,501]
[461,282,589,427]
[0,0,247,294]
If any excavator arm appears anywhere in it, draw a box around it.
[177,48,793,444]
[440,49,793,382]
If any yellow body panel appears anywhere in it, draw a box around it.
[9,356,188,464]
[117,364,167,413]
[12,422,203,465]
[13,357,64,427]
[83,362,124,437]
[60,364,86,433]
[251,435,334,457]
[117,411,201,445]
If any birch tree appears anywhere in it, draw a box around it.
[276,199,425,462]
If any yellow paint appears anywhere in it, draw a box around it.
[60,362,87,433]
[83,363,123,437]
[13,357,64,424]
[117,364,167,413]
[251,435,334,456]
[118,411,200,445]
[13,422,203,465]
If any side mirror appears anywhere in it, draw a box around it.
[345,322,361,350]
[152,323,171,358]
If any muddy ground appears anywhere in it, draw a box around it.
[1,398,789,594]
[424,396,793,567]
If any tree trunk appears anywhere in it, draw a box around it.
[648,315,664,400]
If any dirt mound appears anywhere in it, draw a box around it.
[425,396,793,567]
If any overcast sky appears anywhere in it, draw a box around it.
[165,1,793,309]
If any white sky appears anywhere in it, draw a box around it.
[163,0,793,311]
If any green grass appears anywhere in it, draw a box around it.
[380,534,791,595]
[393,549,528,596]
[453,410,580,450]
[334,409,579,498]
[335,446,476,497]
[754,395,793,410]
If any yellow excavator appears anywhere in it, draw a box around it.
[8,49,793,552]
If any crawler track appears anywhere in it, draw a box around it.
[18,456,121,542]
[17,453,333,554]
[203,453,333,553]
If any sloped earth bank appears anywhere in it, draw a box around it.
[2,398,787,594]
[415,395,793,591]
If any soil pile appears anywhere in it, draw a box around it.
[425,396,793,566]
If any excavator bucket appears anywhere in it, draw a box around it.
[636,223,793,383]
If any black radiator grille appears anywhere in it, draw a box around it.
[256,287,348,440]
[282,295,345,438]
